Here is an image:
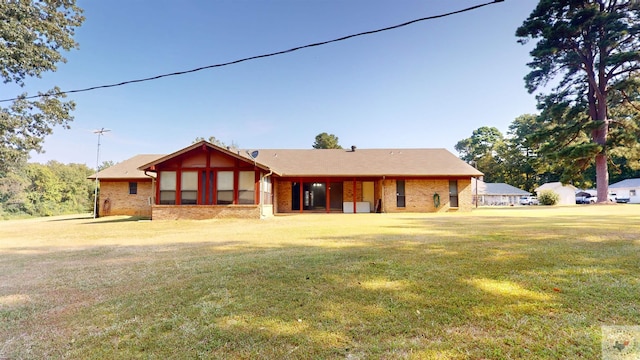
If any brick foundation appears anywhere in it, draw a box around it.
[152,205,261,220]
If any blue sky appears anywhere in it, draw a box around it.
[8,0,541,167]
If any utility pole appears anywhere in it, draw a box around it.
[93,128,111,218]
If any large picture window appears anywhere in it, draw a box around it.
[238,171,255,204]
[181,171,198,205]
[159,171,176,205]
[217,171,234,205]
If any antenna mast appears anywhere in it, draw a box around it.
[93,128,111,218]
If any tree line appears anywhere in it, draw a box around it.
[456,114,640,193]
[0,161,95,218]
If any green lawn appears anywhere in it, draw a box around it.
[1,206,639,359]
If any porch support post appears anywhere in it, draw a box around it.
[326,180,330,213]
[353,178,357,214]
[205,148,211,205]
[299,178,304,213]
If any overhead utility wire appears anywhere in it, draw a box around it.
[0,0,504,103]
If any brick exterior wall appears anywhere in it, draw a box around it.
[457,178,473,211]
[273,178,473,214]
[381,178,473,213]
[342,180,363,202]
[152,205,261,220]
[275,180,292,213]
[99,180,153,217]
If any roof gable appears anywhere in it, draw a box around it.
[535,182,578,192]
[138,141,272,172]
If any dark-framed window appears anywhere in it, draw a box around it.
[128,182,137,195]
[449,180,459,208]
[396,180,406,208]
[181,171,198,205]
[159,171,177,205]
[238,171,255,204]
[217,170,234,205]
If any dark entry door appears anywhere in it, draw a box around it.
[303,182,326,210]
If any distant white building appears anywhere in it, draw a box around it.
[535,182,577,205]
[609,178,640,204]
[472,179,531,206]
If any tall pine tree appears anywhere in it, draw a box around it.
[517,0,640,202]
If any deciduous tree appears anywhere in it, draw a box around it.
[0,1,84,174]
[455,126,505,182]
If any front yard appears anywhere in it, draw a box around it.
[1,206,638,359]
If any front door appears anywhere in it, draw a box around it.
[362,181,374,213]
[303,182,326,210]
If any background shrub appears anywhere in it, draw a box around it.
[538,190,560,205]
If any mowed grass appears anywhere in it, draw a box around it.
[1,206,639,359]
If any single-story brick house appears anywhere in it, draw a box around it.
[89,141,483,219]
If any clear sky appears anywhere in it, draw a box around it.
[8,0,541,168]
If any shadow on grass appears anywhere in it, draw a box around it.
[46,215,94,222]
[2,213,639,359]
[80,216,151,225]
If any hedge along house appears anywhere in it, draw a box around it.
[90,141,483,219]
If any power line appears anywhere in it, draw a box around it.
[0,0,504,103]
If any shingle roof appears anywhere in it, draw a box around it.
[88,154,164,180]
[252,148,483,177]
[97,142,482,180]
[609,178,640,189]
[473,179,530,196]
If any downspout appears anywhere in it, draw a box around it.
[144,170,157,219]
[260,169,273,218]
[475,176,478,209]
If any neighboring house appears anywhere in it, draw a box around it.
[534,182,578,205]
[471,179,531,206]
[609,178,640,204]
[89,141,483,219]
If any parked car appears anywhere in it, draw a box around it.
[519,196,539,205]
[609,193,624,203]
[576,194,596,204]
